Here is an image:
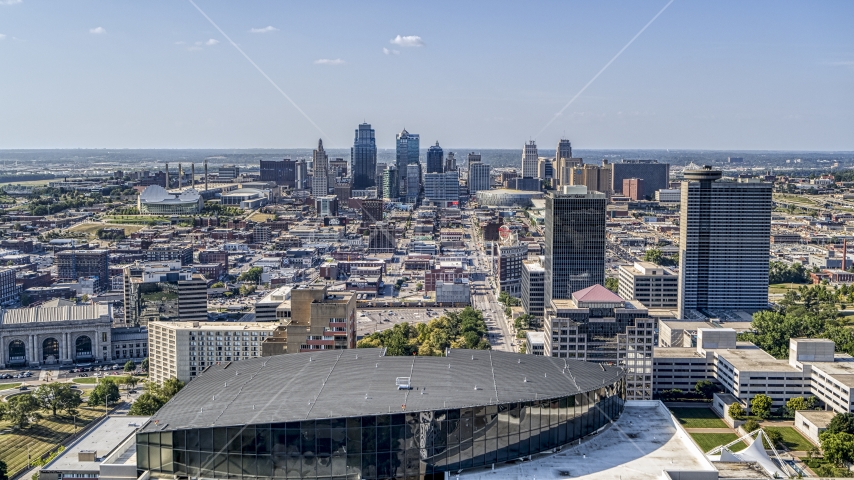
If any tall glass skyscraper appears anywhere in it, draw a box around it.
[351,123,377,189]
[677,166,772,317]
[426,141,443,174]
[395,129,419,195]
[544,186,606,306]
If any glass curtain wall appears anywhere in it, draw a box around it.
[138,379,624,479]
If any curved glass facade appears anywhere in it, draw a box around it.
[138,379,624,479]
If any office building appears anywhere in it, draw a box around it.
[545,284,654,399]
[444,151,456,172]
[677,166,772,317]
[367,222,396,253]
[395,129,419,195]
[654,330,854,415]
[522,140,538,178]
[138,348,625,480]
[611,160,670,196]
[351,123,377,189]
[618,262,678,308]
[544,186,606,306]
[329,158,348,179]
[218,165,239,181]
[468,161,491,194]
[425,264,467,291]
[295,159,309,189]
[0,268,19,306]
[568,161,612,196]
[556,139,573,163]
[656,189,681,203]
[147,321,280,383]
[360,198,384,223]
[259,159,295,187]
[522,259,545,322]
[496,235,527,297]
[423,171,459,207]
[263,284,357,355]
[622,178,644,200]
[334,182,352,202]
[537,158,553,182]
[198,250,229,270]
[315,195,339,217]
[426,141,443,174]
[146,243,193,265]
[525,331,545,355]
[435,278,471,305]
[177,274,208,323]
[311,139,329,197]
[405,163,422,204]
[382,165,399,200]
[56,249,109,291]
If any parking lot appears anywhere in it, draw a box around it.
[356,307,462,338]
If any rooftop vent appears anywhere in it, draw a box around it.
[396,377,411,390]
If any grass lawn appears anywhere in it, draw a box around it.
[764,426,814,451]
[670,407,728,429]
[0,406,103,476]
[769,283,804,294]
[0,382,22,391]
[72,377,99,384]
[689,432,747,453]
[245,211,275,222]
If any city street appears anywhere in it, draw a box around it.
[463,217,517,353]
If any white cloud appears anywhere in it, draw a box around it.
[174,41,186,45]
[314,58,345,66]
[89,27,106,35]
[0,0,23,5]
[383,47,400,55]
[0,34,6,40]
[250,26,278,34]
[390,35,424,47]
[205,38,219,46]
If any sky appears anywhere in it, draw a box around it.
[0,0,852,151]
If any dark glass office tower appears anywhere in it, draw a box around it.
[351,123,377,189]
[426,141,443,174]
[677,166,772,317]
[395,129,419,195]
[544,186,606,306]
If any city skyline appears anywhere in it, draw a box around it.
[0,1,852,150]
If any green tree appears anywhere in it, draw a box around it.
[416,282,423,291]
[604,277,619,293]
[694,380,718,399]
[141,357,149,372]
[820,431,854,466]
[34,383,82,417]
[785,396,816,416]
[763,429,783,449]
[158,377,186,399]
[88,378,120,407]
[124,360,136,372]
[4,393,43,429]
[239,267,264,285]
[728,402,746,420]
[750,394,773,419]
[211,281,225,288]
[743,418,760,433]
[128,393,166,416]
[0,459,7,480]
[827,412,854,435]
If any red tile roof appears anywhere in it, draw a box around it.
[572,284,624,303]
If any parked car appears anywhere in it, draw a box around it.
[78,373,88,377]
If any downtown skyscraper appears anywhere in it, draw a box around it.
[544,185,606,306]
[522,140,538,178]
[351,123,377,190]
[395,129,420,196]
[677,166,772,317]
[426,141,443,174]
[311,139,328,197]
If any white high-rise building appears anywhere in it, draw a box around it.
[424,171,460,207]
[311,139,328,197]
[522,140,538,178]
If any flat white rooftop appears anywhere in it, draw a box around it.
[41,416,150,473]
[461,401,715,480]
